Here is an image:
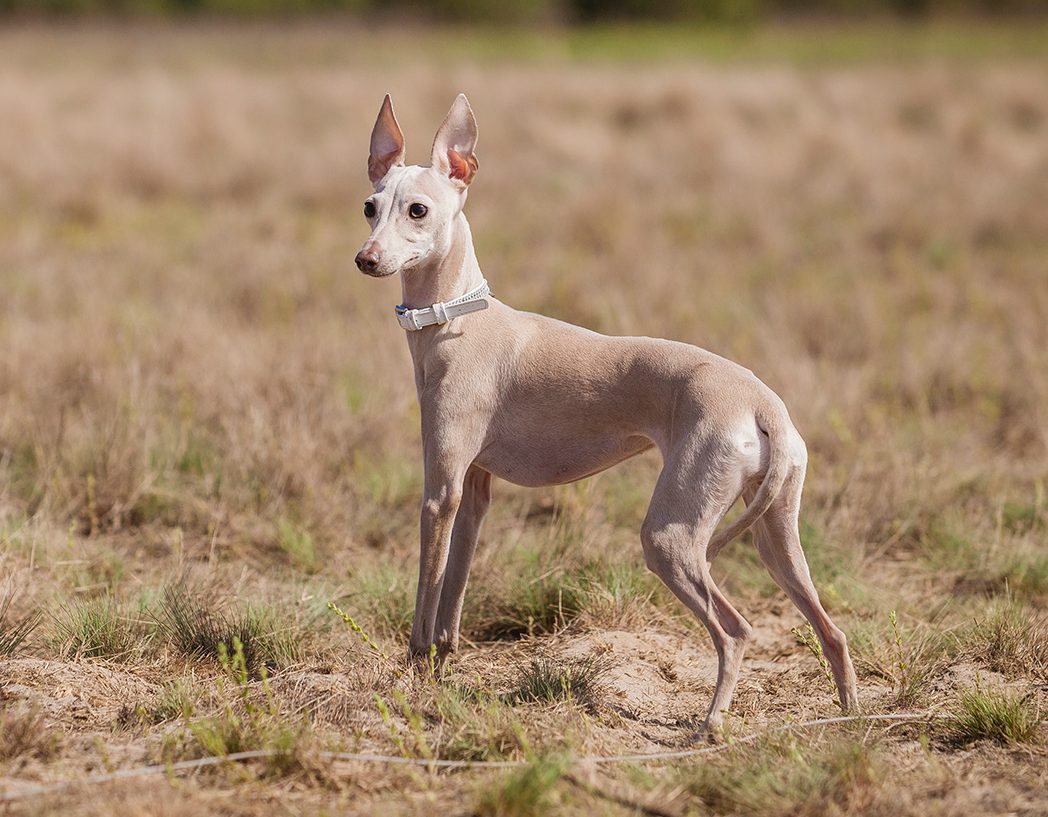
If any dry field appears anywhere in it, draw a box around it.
[1,21,1047,816]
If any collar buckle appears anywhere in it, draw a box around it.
[395,280,491,332]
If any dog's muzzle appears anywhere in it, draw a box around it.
[355,250,380,274]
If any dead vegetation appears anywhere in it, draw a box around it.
[0,586,39,657]
[1,21,1047,817]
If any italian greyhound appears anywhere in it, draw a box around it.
[354,94,859,732]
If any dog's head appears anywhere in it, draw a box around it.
[355,94,478,278]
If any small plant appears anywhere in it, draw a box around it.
[506,655,609,712]
[328,600,395,668]
[0,588,39,656]
[152,680,199,723]
[85,472,100,537]
[155,584,300,677]
[792,621,836,699]
[276,517,317,573]
[51,597,139,661]
[854,611,950,707]
[575,559,663,628]
[0,707,60,762]
[945,684,1041,747]
[889,609,904,674]
[1000,493,1046,534]
[682,736,879,817]
[341,564,415,638]
[432,683,528,761]
[966,603,1048,683]
[468,567,587,642]
[179,638,308,777]
[474,756,567,817]
[155,584,234,660]
[374,690,434,761]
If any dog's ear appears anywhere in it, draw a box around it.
[368,94,406,186]
[431,94,478,188]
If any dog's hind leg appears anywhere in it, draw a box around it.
[745,470,860,712]
[433,465,492,658]
[641,443,754,735]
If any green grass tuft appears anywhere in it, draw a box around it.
[474,756,567,817]
[965,604,1048,683]
[469,569,588,642]
[152,680,200,723]
[276,517,317,573]
[575,558,666,626]
[155,584,300,676]
[852,611,953,708]
[343,564,415,638]
[51,597,140,661]
[168,639,311,778]
[1001,499,1046,534]
[506,655,609,711]
[945,686,1042,746]
[681,737,880,817]
[431,684,528,761]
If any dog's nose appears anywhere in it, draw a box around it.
[355,250,379,273]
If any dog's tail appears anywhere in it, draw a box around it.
[706,409,792,556]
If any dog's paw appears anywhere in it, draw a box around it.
[688,717,726,745]
[404,642,454,679]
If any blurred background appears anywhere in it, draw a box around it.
[0,0,1046,596]
[1,0,1047,20]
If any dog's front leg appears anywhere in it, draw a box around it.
[434,465,492,656]
[408,466,466,661]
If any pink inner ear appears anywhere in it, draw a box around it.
[369,148,402,181]
[447,148,477,182]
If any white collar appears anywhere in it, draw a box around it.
[394,280,491,331]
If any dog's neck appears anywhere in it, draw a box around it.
[399,212,484,311]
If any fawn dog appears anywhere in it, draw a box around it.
[355,94,858,733]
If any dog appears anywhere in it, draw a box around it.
[354,93,859,733]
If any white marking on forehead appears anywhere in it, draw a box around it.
[372,167,414,227]
[378,165,431,195]
[375,165,408,197]
[373,165,449,227]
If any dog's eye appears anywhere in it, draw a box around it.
[409,203,428,219]
[363,201,376,218]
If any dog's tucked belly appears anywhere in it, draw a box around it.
[473,432,654,487]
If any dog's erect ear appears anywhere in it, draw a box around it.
[431,94,478,188]
[368,94,406,186]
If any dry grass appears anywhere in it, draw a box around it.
[964,602,1048,683]
[0,708,60,763]
[0,585,40,656]
[1,20,1048,816]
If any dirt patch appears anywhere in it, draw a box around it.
[0,659,160,731]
